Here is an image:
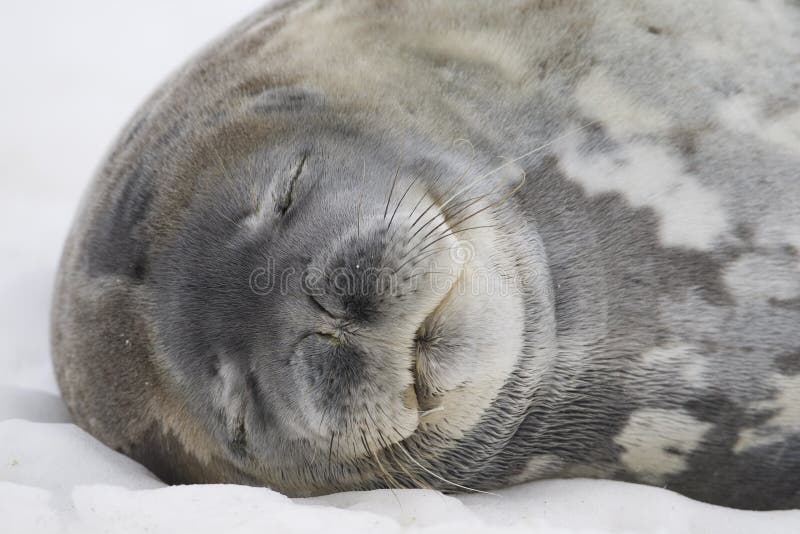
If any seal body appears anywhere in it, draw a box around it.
[52,0,800,509]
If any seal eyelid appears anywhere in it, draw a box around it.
[275,153,308,215]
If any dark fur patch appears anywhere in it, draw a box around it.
[769,296,800,311]
[85,162,153,281]
[252,87,323,114]
[776,350,800,375]
[664,393,796,509]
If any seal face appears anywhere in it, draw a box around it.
[52,0,800,509]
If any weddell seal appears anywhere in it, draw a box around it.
[51,0,800,510]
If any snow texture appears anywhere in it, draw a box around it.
[0,2,798,533]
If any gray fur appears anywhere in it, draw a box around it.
[51,0,800,510]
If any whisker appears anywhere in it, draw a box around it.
[327,431,335,473]
[401,269,451,283]
[364,412,432,492]
[393,440,499,496]
[361,429,402,491]
[394,246,450,274]
[390,194,485,267]
[412,165,525,256]
[383,164,401,220]
[398,193,491,268]
[407,122,593,247]
[384,438,433,491]
[411,192,493,250]
[405,167,472,245]
[419,405,445,418]
[376,405,417,435]
[442,167,527,233]
[415,224,497,256]
[387,172,422,231]
[408,138,477,233]
[408,159,507,246]
[473,120,598,182]
[407,172,444,223]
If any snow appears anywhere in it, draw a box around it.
[0,1,798,533]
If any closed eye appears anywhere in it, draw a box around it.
[275,153,307,215]
[315,332,341,345]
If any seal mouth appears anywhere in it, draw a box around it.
[411,273,460,415]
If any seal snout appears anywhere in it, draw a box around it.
[290,211,462,455]
[308,216,461,333]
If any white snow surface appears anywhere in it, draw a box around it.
[1,2,798,533]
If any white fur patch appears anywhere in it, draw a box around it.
[754,224,800,257]
[509,454,562,484]
[575,69,672,138]
[641,344,707,386]
[717,96,800,155]
[691,39,738,65]
[734,374,800,454]
[212,360,247,433]
[558,141,728,250]
[723,253,800,302]
[413,30,527,83]
[615,408,712,483]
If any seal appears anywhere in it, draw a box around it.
[51,0,800,510]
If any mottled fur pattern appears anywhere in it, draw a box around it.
[51,0,800,510]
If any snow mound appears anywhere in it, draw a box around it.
[2,420,799,533]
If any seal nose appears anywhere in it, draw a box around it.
[289,193,467,455]
[305,227,393,323]
[307,219,458,329]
